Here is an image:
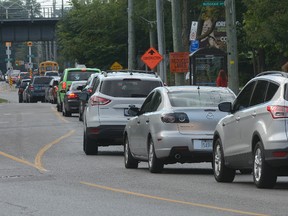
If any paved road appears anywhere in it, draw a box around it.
[0,82,288,216]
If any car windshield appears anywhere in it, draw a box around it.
[45,72,59,76]
[70,82,86,91]
[33,77,52,84]
[67,71,96,81]
[169,90,235,107]
[100,79,163,97]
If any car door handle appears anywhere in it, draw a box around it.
[146,120,149,123]
[236,117,240,121]
[252,112,256,117]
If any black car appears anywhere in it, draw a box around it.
[26,76,53,103]
[78,73,99,121]
[62,81,87,117]
[18,78,31,103]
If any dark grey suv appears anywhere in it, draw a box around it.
[213,71,288,188]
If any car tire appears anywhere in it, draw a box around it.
[83,130,98,155]
[124,136,138,169]
[148,138,163,173]
[253,141,277,188]
[213,138,235,182]
[62,102,71,117]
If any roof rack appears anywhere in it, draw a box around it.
[103,69,158,77]
[256,71,288,78]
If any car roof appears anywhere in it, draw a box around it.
[99,70,162,81]
[159,85,235,94]
[249,71,288,84]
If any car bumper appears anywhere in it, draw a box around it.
[66,100,80,113]
[86,125,125,146]
[153,131,213,163]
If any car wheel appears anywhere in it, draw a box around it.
[83,130,98,155]
[62,102,71,117]
[148,138,163,173]
[213,138,235,182]
[124,136,138,169]
[79,105,83,121]
[253,141,277,188]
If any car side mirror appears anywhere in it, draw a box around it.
[128,107,140,116]
[78,92,88,101]
[218,102,232,112]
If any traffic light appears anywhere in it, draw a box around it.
[15,60,19,66]
[27,41,33,46]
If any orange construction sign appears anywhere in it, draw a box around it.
[141,47,163,70]
[169,52,189,73]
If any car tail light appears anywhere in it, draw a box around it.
[54,86,58,91]
[272,151,288,157]
[87,88,92,93]
[62,82,66,89]
[267,105,288,119]
[90,95,111,106]
[161,113,189,123]
[67,93,78,99]
[29,85,34,91]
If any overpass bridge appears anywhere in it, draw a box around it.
[0,4,70,42]
[0,4,71,71]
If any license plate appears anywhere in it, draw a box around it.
[193,140,212,150]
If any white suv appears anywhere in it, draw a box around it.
[213,71,288,188]
[82,70,164,155]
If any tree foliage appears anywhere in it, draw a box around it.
[242,0,288,70]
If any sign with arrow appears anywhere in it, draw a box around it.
[141,47,163,70]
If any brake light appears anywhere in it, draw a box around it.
[267,106,288,118]
[87,88,92,93]
[81,68,87,72]
[90,95,111,106]
[62,82,66,89]
[161,113,189,123]
[272,151,288,157]
[67,93,78,99]
[29,85,34,91]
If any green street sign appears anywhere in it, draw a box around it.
[27,54,34,58]
[5,58,13,62]
[202,1,224,6]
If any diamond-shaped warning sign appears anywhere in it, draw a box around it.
[141,47,163,70]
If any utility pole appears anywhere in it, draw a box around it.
[225,0,239,94]
[171,0,185,86]
[156,0,166,83]
[128,0,136,70]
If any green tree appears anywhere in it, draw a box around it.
[242,0,288,72]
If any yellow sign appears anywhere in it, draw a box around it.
[110,62,123,70]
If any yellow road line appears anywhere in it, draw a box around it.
[34,130,75,170]
[80,181,269,216]
[0,151,45,172]
[0,130,75,172]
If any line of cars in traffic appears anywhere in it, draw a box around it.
[17,67,288,189]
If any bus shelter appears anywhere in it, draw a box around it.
[188,47,227,86]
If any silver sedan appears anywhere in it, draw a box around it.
[124,86,236,173]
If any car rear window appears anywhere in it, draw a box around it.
[33,77,52,84]
[100,79,163,97]
[67,71,96,81]
[169,90,235,107]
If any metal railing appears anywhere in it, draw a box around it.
[0,3,71,19]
